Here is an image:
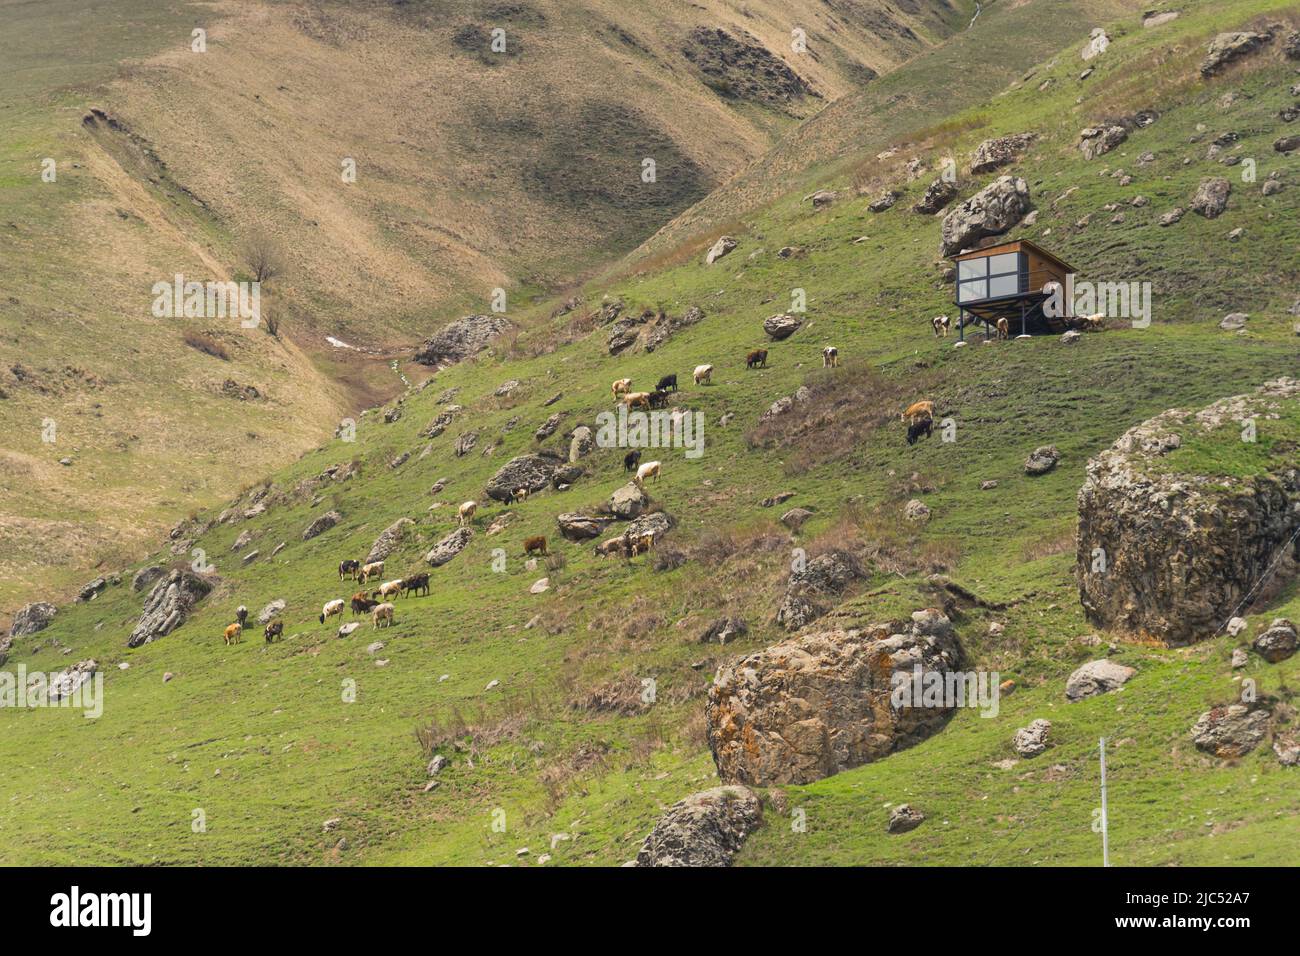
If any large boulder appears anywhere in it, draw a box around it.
[775,550,862,631]
[939,176,1032,256]
[609,481,650,519]
[1190,177,1231,218]
[705,236,738,265]
[633,786,762,867]
[426,527,472,567]
[1076,379,1300,645]
[1200,31,1272,77]
[8,602,57,639]
[706,610,964,786]
[1253,618,1298,663]
[763,313,802,340]
[970,133,1035,174]
[366,518,414,564]
[556,513,614,541]
[1191,702,1270,757]
[622,510,675,545]
[302,510,342,541]
[127,569,213,648]
[913,178,958,215]
[485,453,564,502]
[1065,659,1136,701]
[414,314,510,366]
[1078,125,1127,160]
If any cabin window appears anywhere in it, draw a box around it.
[956,251,1024,302]
[958,258,987,280]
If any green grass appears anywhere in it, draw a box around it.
[2,0,1299,866]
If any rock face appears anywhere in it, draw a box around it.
[609,481,650,519]
[426,527,472,567]
[1024,445,1060,475]
[366,518,414,565]
[1191,702,1269,757]
[302,510,342,541]
[913,178,958,215]
[1076,379,1300,645]
[8,602,57,639]
[706,610,964,786]
[128,569,213,648]
[1013,719,1052,757]
[939,176,1032,256]
[1078,125,1127,160]
[705,236,738,265]
[775,550,862,631]
[633,786,762,867]
[1200,31,1272,77]
[1190,177,1231,218]
[131,566,165,592]
[763,313,802,340]
[414,314,510,366]
[556,513,613,541]
[970,133,1034,174]
[485,453,564,502]
[1253,619,1298,663]
[1065,659,1136,701]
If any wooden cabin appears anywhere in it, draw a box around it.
[950,238,1075,339]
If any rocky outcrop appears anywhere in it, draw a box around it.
[1200,31,1272,77]
[485,453,565,502]
[970,133,1035,174]
[763,313,802,340]
[1076,379,1300,645]
[302,510,342,541]
[913,178,958,215]
[366,518,413,564]
[706,609,963,786]
[1065,659,1135,701]
[1190,177,1231,218]
[1191,702,1270,757]
[705,236,738,265]
[633,786,762,867]
[414,314,510,366]
[1078,125,1127,160]
[8,602,57,639]
[775,550,863,631]
[128,569,213,648]
[426,528,472,567]
[49,660,97,701]
[1253,618,1298,663]
[939,176,1032,256]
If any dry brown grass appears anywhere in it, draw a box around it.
[413,688,541,759]
[182,331,230,361]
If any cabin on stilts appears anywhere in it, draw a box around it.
[951,239,1075,340]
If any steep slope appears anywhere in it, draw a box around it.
[1,0,1298,867]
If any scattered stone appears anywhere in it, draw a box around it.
[1219,312,1248,331]
[427,754,448,776]
[1252,618,1297,663]
[980,479,998,490]
[530,578,550,594]
[1062,329,1082,345]
[426,527,472,567]
[1189,177,1231,218]
[1024,445,1060,475]
[763,313,802,340]
[706,236,738,265]
[633,786,762,867]
[904,499,931,522]
[302,510,342,541]
[1158,207,1185,227]
[1262,179,1285,196]
[366,517,414,565]
[1142,10,1179,28]
[1065,659,1136,701]
[1191,702,1269,757]
[887,804,925,834]
[774,550,863,631]
[780,507,814,530]
[1013,719,1052,757]
[1231,647,1249,669]
[486,453,565,502]
[48,659,97,701]
[338,622,360,638]
[809,190,838,209]
[367,641,385,655]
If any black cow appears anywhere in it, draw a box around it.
[339,559,361,581]
[906,418,933,446]
[648,389,670,409]
[402,572,430,597]
[656,373,677,393]
[623,449,642,472]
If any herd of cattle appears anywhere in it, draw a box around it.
[215,342,934,645]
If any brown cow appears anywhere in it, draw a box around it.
[523,535,549,557]
[746,349,768,369]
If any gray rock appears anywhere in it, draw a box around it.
[1158,207,1185,227]
[76,578,107,603]
[128,569,213,648]
[1200,31,1272,77]
[1252,618,1297,663]
[633,786,762,867]
[1065,659,1136,701]
[809,190,838,209]
[453,431,478,457]
[705,236,738,265]
[1079,125,1127,160]
[763,313,802,340]
[1275,135,1300,154]
[868,190,900,212]
[781,507,814,530]
[8,601,57,639]
[534,414,562,442]
[131,566,165,592]
[556,513,613,541]
[426,527,472,567]
[568,426,595,463]
[970,133,1035,174]
[1024,445,1060,475]
[1219,312,1248,331]
[775,551,863,631]
[1190,177,1231,218]
[939,176,1032,256]
[49,659,97,702]
[302,510,342,541]
[414,314,510,366]
[904,499,931,522]
[887,804,925,834]
[366,517,414,565]
[701,617,748,645]
[622,510,674,546]
[1013,719,1052,757]
[913,178,958,215]
[257,599,286,625]
[427,754,449,776]
[609,481,650,519]
[1232,647,1249,668]
[1191,702,1269,757]
[486,453,565,502]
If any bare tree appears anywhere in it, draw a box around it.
[243,232,285,285]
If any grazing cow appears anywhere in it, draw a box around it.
[906,418,933,445]
[358,560,385,585]
[319,598,345,624]
[351,592,379,616]
[746,349,768,369]
[338,559,360,581]
[623,449,642,472]
[458,501,477,527]
[264,620,283,643]
[512,486,530,504]
[611,378,632,398]
[931,315,951,338]
[693,364,713,385]
[656,374,677,393]
[594,537,629,558]
[372,603,395,628]
[402,572,430,597]
[1081,312,1105,331]
[648,389,670,409]
[523,535,548,557]
[630,533,655,557]
[373,579,404,600]
[223,622,242,646]
[822,346,839,368]
[623,391,652,410]
[901,400,935,424]
[635,460,662,486]
[235,605,248,629]
[995,317,1009,340]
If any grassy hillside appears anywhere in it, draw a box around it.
[0,0,971,606]
[1,0,1298,866]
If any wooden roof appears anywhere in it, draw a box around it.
[950,238,1074,274]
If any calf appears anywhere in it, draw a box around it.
[358,560,385,585]
[611,378,632,398]
[223,622,242,646]
[901,400,935,424]
[594,537,629,558]
[351,593,379,616]
[373,579,404,600]
[995,317,1009,340]
[623,449,642,472]
[906,418,933,445]
[746,349,768,369]
[656,373,677,393]
[523,535,548,557]
[458,501,477,527]
[635,460,662,486]
[402,572,430,597]
[623,391,652,411]
[338,559,360,581]
[319,598,346,624]
[264,620,283,643]
[822,346,839,368]
[372,603,395,628]
[931,315,950,338]
[693,364,713,385]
